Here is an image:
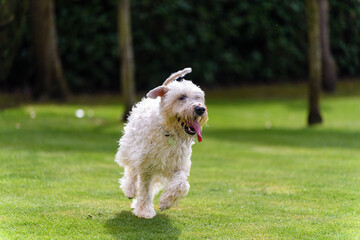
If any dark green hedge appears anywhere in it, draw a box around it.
[330,0,360,76]
[8,0,360,92]
[0,0,28,83]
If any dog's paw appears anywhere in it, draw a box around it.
[125,192,135,199]
[160,180,190,211]
[123,186,136,199]
[159,202,171,211]
[133,206,156,219]
[159,194,176,211]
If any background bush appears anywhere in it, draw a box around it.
[8,0,360,92]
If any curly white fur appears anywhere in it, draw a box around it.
[115,68,208,219]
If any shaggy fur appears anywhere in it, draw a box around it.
[115,68,208,219]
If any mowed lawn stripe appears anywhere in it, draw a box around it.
[0,95,359,239]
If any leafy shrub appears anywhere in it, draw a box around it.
[8,0,360,92]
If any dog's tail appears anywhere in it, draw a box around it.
[163,67,192,86]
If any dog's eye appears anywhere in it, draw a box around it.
[178,95,187,101]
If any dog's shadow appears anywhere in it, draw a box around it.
[105,210,181,239]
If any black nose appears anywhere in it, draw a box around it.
[195,106,206,115]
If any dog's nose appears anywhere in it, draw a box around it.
[195,106,206,115]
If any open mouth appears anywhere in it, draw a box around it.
[177,117,203,142]
[180,120,196,135]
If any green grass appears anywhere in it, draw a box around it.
[1,86,360,239]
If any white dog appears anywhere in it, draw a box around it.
[115,67,208,219]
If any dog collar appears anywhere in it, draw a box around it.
[161,125,173,137]
[161,126,176,146]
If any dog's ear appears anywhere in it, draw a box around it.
[146,86,168,99]
[163,67,192,86]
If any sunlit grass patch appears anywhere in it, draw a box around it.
[0,91,359,239]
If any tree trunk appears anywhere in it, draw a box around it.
[320,0,337,92]
[29,0,69,100]
[306,0,323,126]
[118,0,136,121]
[0,0,28,85]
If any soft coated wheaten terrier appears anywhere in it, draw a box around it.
[115,67,208,219]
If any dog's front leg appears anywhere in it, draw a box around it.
[160,170,190,211]
[120,166,138,199]
[133,171,156,219]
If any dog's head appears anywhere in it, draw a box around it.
[147,68,208,142]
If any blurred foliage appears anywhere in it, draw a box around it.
[330,0,360,76]
[0,0,28,83]
[6,0,360,92]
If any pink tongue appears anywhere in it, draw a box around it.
[191,120,203,142]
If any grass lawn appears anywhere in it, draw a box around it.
[1,84,359,239]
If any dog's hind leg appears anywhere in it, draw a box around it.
[160,171,190,211]
[120,166,138,199]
